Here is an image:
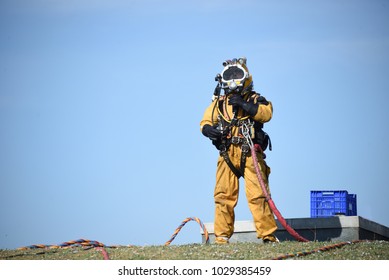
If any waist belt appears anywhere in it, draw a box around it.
[230,136,245,145]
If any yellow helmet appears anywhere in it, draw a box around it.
[219,57,253,95]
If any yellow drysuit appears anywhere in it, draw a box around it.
[200,93,277,243]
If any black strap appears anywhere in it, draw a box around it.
[240,150,247,178]
[219,143,249,178]
[220,150,243,178]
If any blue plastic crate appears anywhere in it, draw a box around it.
[310,190,357,218]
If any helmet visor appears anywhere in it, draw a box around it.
[222,66,245,81]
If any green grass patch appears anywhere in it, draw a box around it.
[1,240,388,260]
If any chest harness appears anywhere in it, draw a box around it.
[213,96,271,179]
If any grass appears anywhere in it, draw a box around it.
[1,240,388,260]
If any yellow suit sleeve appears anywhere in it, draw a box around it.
[200,99,219,132]
[253,101,273,123]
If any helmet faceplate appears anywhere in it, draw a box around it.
[219,57,253,95]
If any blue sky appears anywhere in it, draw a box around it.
[1,0,388,249]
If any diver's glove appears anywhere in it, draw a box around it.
[228,94,258,116]
[202,124,222,141]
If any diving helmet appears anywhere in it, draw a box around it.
[218,57,253,95]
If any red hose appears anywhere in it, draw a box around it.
[95,247,110,260]
[251,147,309,242]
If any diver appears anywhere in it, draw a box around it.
[200,57,278,244]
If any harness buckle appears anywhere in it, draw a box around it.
[219,144,227,153]
[231,136,242,145]
[241,143,250,154]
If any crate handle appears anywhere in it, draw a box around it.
[322,191,334,195]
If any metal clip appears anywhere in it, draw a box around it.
[242,123,254,149]
[231,136,242,145]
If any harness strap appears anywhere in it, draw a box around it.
[220,150,242,178]
[219,143,250,178]
[216,96,253,178]
[239,148,248,177]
